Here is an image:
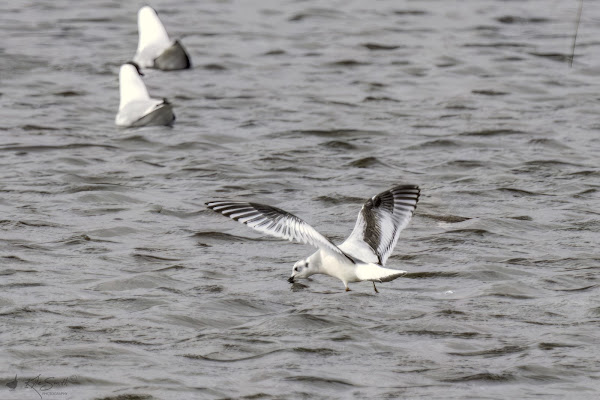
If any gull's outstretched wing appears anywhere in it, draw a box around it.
[339,185,420,266]
[206,201,353,262]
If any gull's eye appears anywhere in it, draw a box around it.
[294,267,299,272]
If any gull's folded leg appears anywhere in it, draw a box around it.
[345,287,351,292]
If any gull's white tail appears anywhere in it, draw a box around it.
[355,264,406,282]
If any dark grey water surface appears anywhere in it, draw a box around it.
[2,1,600,399]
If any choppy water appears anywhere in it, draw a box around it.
[2,0,600,399]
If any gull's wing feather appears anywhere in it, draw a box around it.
[206,201,353,262]
[339,185,420,266]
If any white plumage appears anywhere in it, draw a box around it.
[133,6,191,70]
[207,185,420,292]
[115,63,175,128]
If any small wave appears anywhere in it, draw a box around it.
[487,292,535,300]
[95,274,178,292]
[436,309,466,316]
[327,59,370,67]
[464,42,529,48]
[419,213,471,223]
[363,96,400,102]
[406,139,460,149]
[21,124,60,131]
[539,342,578,350]
[472,89,508,96]
[153,265,187,272]
[394,10,427,15]
[1,143,116,152]
[65,184,126,194]
[0,256,32,265]
[1,219,63,228]
[508,215,533,221]
[320,140,357,150]
[87,226,140,238]
[132,253,181,262]
[528,138,571,150]
[347,157,387,168]
[193,284,223,293]
[192,231,265,242]
[404,330,482,338]
[443,228,493,237]
[496,187,547,196]
[529,52,572,63]
[314,195,364,205]
[202,63,227,70]
[497,16,550,24]
[402,272,459,279]
[278,129,383,138]
[460,129,525,136]
[263,49,286,56]
[93,394,153,400]
[110,339,154,346]
[554,284,598,292]
[54,90,86,97]
[524,159,584,167]
[293,347,340,356]
[442,372,515,382]
[288,9,341,22]
[284,375,359,387]
[447,345,527,357]
[568,170,600,177]
[0,282,45,289]
[183,349,285,362]
[362,43,401,51]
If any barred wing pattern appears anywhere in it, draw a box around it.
[339,185,420,266]
[206,201,353,262]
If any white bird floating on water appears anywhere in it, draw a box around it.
[115,62,175,128]
[133,6,191,71]
[207,185,420,292]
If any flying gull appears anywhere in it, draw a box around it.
[207,184,420,292]
[133,6,191,71]
[115,62,175,127]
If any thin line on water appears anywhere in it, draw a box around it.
[570,0,584,67]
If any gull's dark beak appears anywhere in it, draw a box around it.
[288,276,295,283]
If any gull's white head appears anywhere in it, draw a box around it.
[288,254,319,283]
